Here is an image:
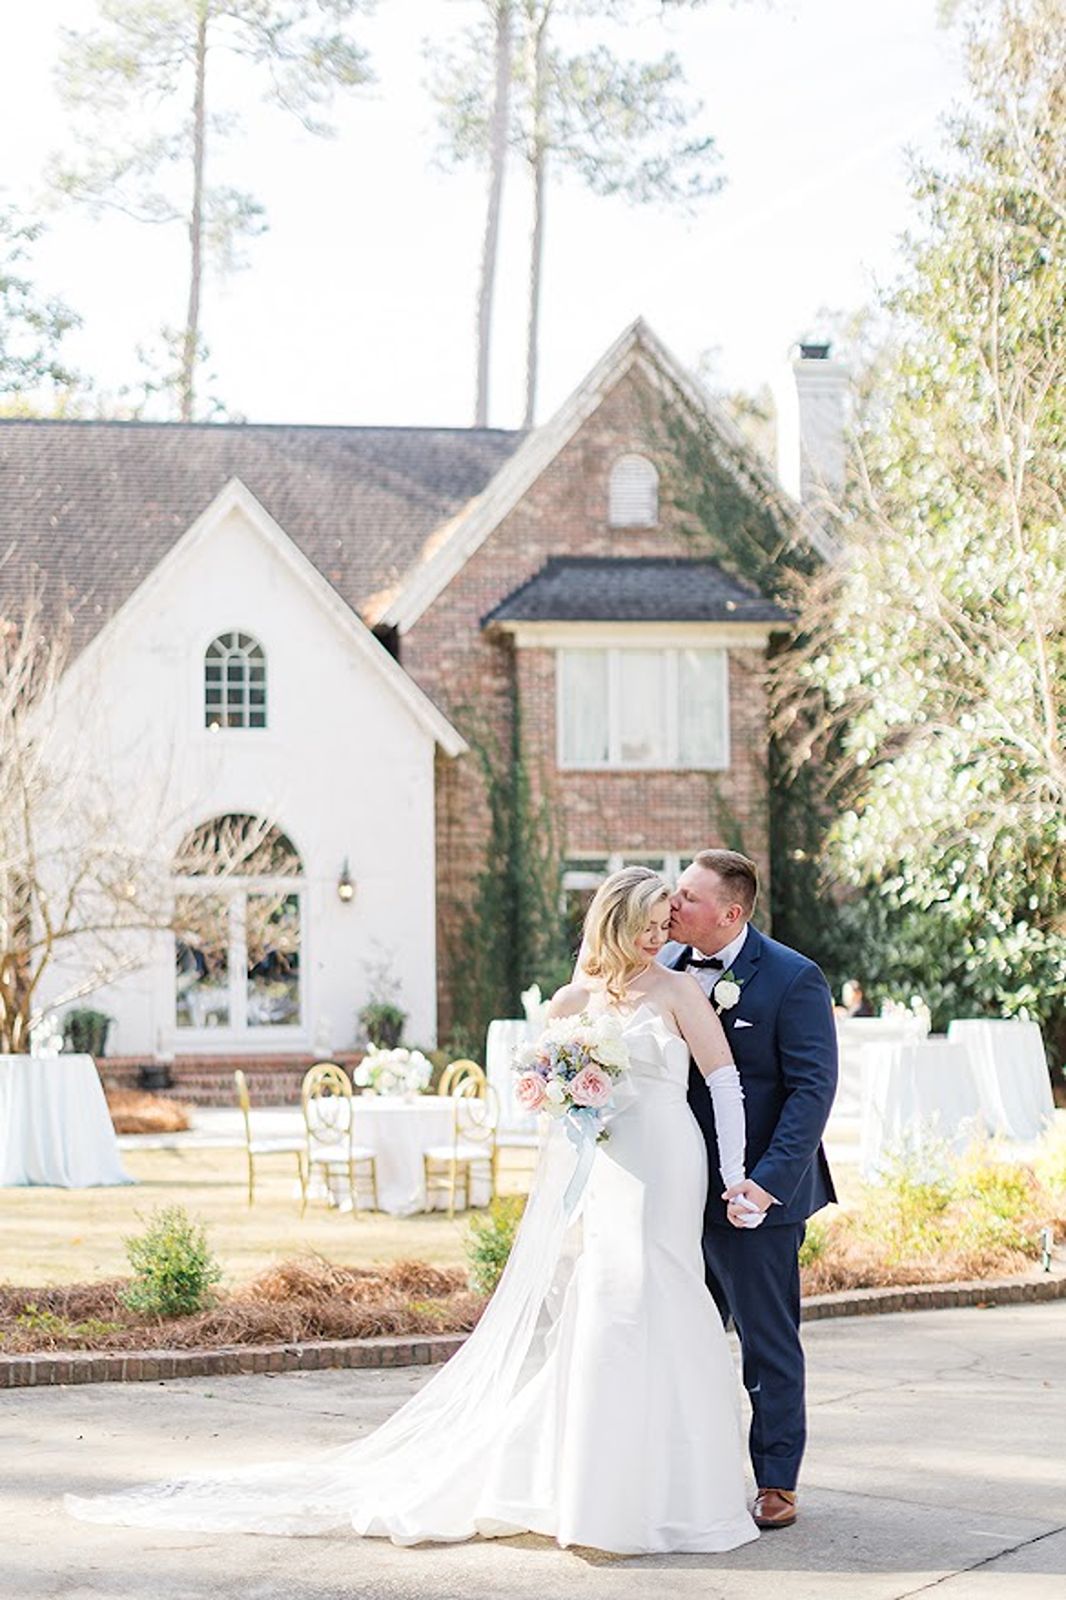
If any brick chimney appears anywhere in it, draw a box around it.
[776,341,849,512]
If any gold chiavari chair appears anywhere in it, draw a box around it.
[424,1078,499,1219]
[233,1069,307,1210]
[436,1058,486,1098]
[300,1062,379,1217]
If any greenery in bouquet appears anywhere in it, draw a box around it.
[354,1043,432,1097]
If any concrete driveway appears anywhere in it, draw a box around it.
[3,1302,1064,1600]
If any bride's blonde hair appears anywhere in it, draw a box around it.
[582,866,670,1005]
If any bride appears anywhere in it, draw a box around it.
[68,867,760,1555]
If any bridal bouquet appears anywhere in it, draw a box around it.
[354,1043,432,1097]
[512,1011,630,1142]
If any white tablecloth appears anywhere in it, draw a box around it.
[859,1040,985,1178]
[350,1097,492,1216]
[946,1019,1054,1141]
[0,1054,133,1187]
[835,1016,930,1117]
[485,1018,540,1135]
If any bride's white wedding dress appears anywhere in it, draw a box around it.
[67,1004,759,1555]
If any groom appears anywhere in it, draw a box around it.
[662,848,838,1530]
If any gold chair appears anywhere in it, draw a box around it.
[437,1058,487,1098]
[233,1068,307,1210]
[300,1062,379,1217]
[424,1079,499,1219]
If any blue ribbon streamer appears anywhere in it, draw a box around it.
[561,1106,602,1213]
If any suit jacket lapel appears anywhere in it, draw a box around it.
[727,924,763,999]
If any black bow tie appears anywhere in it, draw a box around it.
[685,952,725,971]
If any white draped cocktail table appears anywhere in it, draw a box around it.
[0,1054,132,1187]
[946,1019,1054,1141]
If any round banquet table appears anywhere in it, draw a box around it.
[0,1054,133,1187]
[348,1096,493,1216]
[946,1019,1054,1142]
[859,1040,985,1179]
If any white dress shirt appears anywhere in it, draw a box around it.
[687,923,749,1000]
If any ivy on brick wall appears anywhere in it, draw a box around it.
[446,687,573,1058]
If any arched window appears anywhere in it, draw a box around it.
[608,454,659,528]
[172,814,302,1034]
[204,632,266,730]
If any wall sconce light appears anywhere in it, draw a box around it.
[337,859,355,903]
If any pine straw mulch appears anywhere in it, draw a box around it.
[0,1257,486,1355]
[798,1239,1040,1298]
[105,1089,191,1135]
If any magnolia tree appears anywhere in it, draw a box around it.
[776,0,1065,1049]
[0,589,296,1053]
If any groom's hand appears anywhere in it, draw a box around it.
[722,1178,778,1214]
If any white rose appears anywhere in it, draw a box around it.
[353,1063,371,1087]
[594,1036,627,1070]
[544,1079,568,1105]
[714,979,742,1011]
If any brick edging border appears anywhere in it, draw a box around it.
[3,1270,1064,1390]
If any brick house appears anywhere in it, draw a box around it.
[0,321,840,1087]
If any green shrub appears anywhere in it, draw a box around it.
[798,1216,830,1268]
[1034,1119,1066,1205]
[120,1205,222,1318]
[465,1196,526,1296]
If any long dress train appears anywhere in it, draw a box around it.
[67,1004,759,1555]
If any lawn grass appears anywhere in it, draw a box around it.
[0,1144,534,1288]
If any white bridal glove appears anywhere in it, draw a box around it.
[704,1065,766,1229]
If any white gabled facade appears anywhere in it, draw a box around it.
[38,480,463,1058]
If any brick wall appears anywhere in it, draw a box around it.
[403,366,775,1037]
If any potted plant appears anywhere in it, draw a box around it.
[358,1000,406,1050]
[62,1007,114,1058]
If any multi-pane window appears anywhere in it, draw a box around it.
[608,454,659,527]
[204,632,267,730]
[172,815,302,1035]
[558,647,729,770]
[561,852,694,952]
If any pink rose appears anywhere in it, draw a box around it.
[515,1071,548,1112]
[569,1065,612,1109]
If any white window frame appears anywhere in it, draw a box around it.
[166,875,307,1050]
[608,453,659,527]
[556,646,730,772]
[204,630,268,732]
[561,851,694,905]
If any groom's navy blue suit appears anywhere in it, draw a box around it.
[663,926,838,1491]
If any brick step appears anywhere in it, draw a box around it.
[95,1053,365,1107]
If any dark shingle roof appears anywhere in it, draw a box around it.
[482,557,794,627]
[0,419,522,649]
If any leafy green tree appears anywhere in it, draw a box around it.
[429,1,723,425]
[51,1,376,421]
[780,0,1066,1057]
[0,206,80,403]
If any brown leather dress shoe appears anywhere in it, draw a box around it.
[753,1488,797,1528]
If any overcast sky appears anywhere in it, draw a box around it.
[1,1,967,428]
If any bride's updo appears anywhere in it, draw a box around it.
[581,866,670,1005]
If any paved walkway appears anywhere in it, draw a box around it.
[4,1302,1064,1600]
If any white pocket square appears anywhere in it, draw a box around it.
[733,1019,754,1029]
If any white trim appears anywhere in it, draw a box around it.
[556,645,730,772]
[499,620,777,651]
[61,478,467,758]
[382,318,833,635]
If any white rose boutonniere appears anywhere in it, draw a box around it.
[713,970,743,1016]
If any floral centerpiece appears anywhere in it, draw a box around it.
[354,1043,433,1098]
[512,1011,630,1143]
